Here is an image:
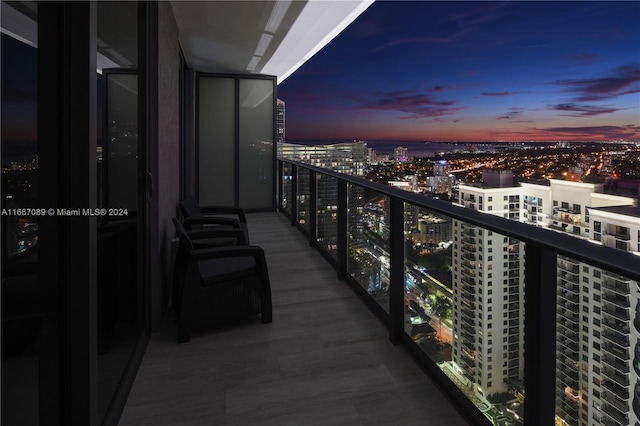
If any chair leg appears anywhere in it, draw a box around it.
[261,298,272,323]
[177,323,191,343]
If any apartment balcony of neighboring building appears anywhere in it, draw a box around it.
[604,353,632,376]
[460,313,476,328]
[461,242,477,253]
[461,227,477,237]
[559,338,579,356]
[506,259,520,269]
[558,269,580,285]
[461,251,476,262]
[461,267,476,279]
[460,354,476,369]
[603,277,632,296]
[557,361,580,380]
[603,371,631,396]
[460,281,476,296]
[558,258,581,273]
[603,233,634,251]
[555,370,580,395]
[558,316,580,333]
[461,290,476,305]
[603,331,631,358]
[602,401,630,426]
[604,303,632,322]
[558,306,580,325]
[460,259,476,270]
[602,387,630,416]
[461,234,477,245]
[602,385,630,412]
[557,326,578,342]
[553,211,582,226]
[604,317,631,335]
[557,400,580,424]
[560,297,579,312]
[603,341,631,362]
[603,288,631,308]
[461,328,476,344]
[557,289,579,304]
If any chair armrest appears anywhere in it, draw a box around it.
[199,206,247,223]
[184,216,240,227]
[187,228,248,245]
[188,245,265,262]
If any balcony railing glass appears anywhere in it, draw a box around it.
[347,185,390,312]
[277,158,640,426]
[316,174,339,258]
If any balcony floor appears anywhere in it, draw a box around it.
[119,212,471,426]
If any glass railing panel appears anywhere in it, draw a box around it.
[347,185,389,312]
[316,173,338,258]
[281,162,292,216]
[296,167,310,233]
[404,210,526,425]
[556,257,639,426]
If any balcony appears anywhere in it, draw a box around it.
[603,305,631,322]
[603,318,630,335]
[603,330,630,350]
[603,355,631,374]
[119,213,471,425]
[603,290,631,308]
[603,380,630,401]
[602,403,630,426]
[139,157,640,426]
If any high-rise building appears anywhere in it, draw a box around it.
[450,169,640,425]
[452,170,526,396]
[278,141,368,176]
[276,99,285,145]
[394,146,408,163]
[427,160,455,196]
[278,141,368,254]
[556,204,640,426]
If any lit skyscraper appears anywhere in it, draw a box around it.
[394,146,408,163]
[449,169,640,425]
[276,99,285,145]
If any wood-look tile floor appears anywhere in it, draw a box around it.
[119,212,471,426]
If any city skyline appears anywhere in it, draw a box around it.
[278,1,640,143]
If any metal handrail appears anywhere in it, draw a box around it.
[279,158,640,281]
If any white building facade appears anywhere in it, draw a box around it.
[451,170,640,426]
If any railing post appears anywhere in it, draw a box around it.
[277,160,283,211]
[524,244,556,426]
[309,170,317,247]
[337,180,348,280]
[291,163,298,226]
[389,197,405,344]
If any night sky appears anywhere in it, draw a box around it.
[278,1,640,143]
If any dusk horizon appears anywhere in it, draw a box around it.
[278,1,640,143]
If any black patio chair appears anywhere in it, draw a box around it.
[178,196,250,243]
[172,218,272,343]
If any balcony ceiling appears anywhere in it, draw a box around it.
[0,1,373,84]
[169,0,374,84]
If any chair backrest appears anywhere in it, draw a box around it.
[179,196,201,220]
[172,217,195,252]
